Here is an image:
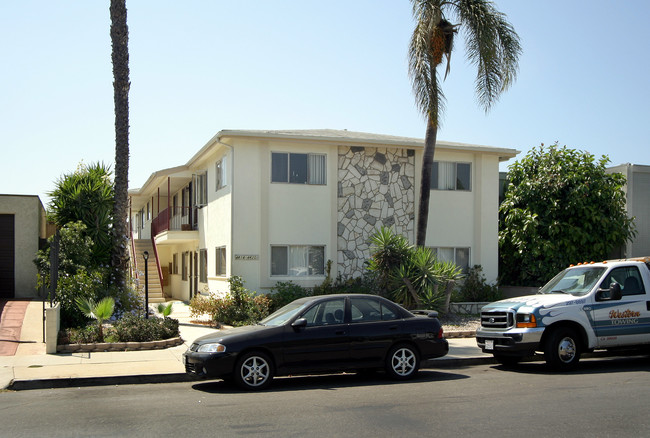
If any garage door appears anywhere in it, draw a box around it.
[0,214,15,298]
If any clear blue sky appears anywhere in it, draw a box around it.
[2,1,649,206]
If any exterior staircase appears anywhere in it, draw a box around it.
[132,239,166,303]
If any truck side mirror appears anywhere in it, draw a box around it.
[596,282,622,301]
[610,282,622,300]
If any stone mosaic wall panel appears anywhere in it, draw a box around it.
[337,146,415,278]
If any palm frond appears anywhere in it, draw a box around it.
[456,0,521,111]
[408,0,446,128]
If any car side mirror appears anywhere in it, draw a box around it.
[596,283,622,301]
[291,318,307,330]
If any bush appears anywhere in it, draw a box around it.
[267,282,312,312]
[454,265,501,302]
[62,325,102,344]
[56,269,106,329]
[112,314,180,342]
[189,276,271,327]
[313,272,379,297]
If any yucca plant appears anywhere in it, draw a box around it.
[76,296,115,342]
[368,227,413,294]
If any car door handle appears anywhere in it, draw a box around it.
[335,330,346,335]
[389,325,398,331]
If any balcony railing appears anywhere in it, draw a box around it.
[152,206,196,236]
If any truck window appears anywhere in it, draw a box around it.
[540,266,606,296]
[600,267,645,296]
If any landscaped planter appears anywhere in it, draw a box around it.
[56,337,184,353]
[449,302,490,315]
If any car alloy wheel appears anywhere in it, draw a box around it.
[235,352,273,390]
[386,344,419,380]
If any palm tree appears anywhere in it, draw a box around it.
[409,0,521,246]
[109,0,131,291]
[76,297,116,342]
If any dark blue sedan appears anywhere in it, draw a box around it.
[183,294,448,390]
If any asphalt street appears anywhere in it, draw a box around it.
[2,355,650,437]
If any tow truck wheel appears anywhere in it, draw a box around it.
[545,327,581,371]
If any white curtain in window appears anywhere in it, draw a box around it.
[455,248,470,271]
[438,162,456,190]
[436,247,455,263]
[308,154,326,185]
[289,246,309,276]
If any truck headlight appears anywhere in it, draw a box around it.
[516,313,537,328]
[197,343,227,353]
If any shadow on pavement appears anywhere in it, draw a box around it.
[491,354,650,376]
[191,369,470,394]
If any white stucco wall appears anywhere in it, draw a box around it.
[229,139,337,293]
[419,150,500,283]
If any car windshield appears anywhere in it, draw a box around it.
[539,266,607,296]
[258,301,306,326]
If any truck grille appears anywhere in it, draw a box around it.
[481,310,515,329]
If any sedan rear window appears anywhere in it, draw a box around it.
[350,297,399,322]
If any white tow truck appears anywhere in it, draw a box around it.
[477,257,650,370]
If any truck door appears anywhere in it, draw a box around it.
[592,266,650,347]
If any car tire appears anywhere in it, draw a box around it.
[494,353,523,367]
[385,344,420,380]
[544,327,581,371]
[234,351,274,390]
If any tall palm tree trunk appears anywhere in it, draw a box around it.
[109,0,130,290]
[416,113,438,246]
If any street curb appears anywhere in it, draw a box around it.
[8,373,196,391]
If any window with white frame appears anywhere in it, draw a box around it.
[431,161,471,191]
[271,152,326,185]
[433,247,470,272]
[194,172,208,207]
[271,245,325,276]
[215,158,227,190]
[199,249,208,283]
[215,246,226,276]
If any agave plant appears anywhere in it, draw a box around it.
[76,296,115,342]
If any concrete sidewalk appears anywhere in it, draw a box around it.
[1,300,496,391]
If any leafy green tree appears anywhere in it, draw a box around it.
[408,0,521,246]
[499,143,636,286]
[109,0,131,292]
[48,162,115,266]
